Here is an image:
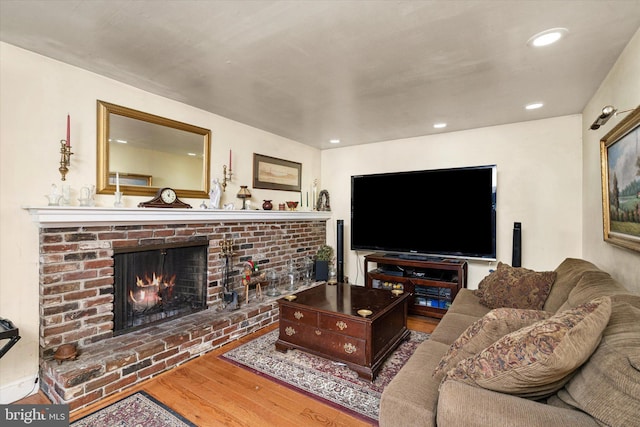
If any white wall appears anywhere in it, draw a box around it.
[321,115,584,289]
[582,28,640,293]
[0,42,321,402]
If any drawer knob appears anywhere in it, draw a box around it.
[285,326,296,336]
[336,321,348,331]
[344,342,357,354]
[294,311,304,320]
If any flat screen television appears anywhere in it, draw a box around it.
[351,165,497,260]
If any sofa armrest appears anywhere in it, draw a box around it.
[437,381,599,427]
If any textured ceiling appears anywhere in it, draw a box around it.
[1,0,639,149]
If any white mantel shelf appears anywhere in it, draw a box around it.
[24,206,333,228]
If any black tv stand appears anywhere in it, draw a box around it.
[365,253,467,319]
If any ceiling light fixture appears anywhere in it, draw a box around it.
[329,139,340,144]
[525,102,544,110]
[433,123,447,129]
[527,28,568,47]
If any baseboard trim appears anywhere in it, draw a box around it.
[0,374,39,404]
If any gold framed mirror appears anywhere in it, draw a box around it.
[97,100,211,199]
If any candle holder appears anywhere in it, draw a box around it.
[114,191,123,208]
[58,140,73,181]
[221,164,232,192]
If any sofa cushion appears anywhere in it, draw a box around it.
[429,312,480,346]
[476,262,556,310]
[447,289,492,318]
[379,340,450,427]
[442,296,611,398]
[553,294,640,427]
[433,308,552,377]
[474,265,501,299]
[543,258,600,312]
[557,270,629,312]
[438,380,600,427]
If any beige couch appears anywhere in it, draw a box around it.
[380,258,640,427]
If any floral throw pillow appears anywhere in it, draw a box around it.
[477,262,557,310]
[442,296,612,398]
[433,308,552,378]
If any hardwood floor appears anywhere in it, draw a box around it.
[16,315,438,426]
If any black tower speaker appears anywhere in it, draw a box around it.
[512,222,522,267]
[337,219,344,283]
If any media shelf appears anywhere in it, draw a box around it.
[364,253,467,318]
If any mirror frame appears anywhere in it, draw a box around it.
[97,100,211,199]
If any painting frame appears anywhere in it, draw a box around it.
[253,153,302,192]
[600,105,640,253]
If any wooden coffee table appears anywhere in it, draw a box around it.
[275,283,410,381]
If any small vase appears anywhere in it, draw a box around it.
[262,200,273,210]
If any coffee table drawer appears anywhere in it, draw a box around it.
[280,305,318,327]
[320,330,366,365]
[279,320,322,349]
[319,314,366,338]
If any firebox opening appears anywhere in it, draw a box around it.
[113,241,208,336]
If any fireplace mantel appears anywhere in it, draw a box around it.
[24,206,332,227]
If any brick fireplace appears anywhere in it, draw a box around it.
[28,207,330,411]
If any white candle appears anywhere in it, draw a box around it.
[115,172,120,193]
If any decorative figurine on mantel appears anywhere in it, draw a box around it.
[209,178,222,209]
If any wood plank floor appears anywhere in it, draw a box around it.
[16,315,438,426]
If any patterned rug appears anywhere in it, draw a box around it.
[221,329,430,423]
[71,391,195,427]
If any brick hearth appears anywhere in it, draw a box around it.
[33,213,328,410]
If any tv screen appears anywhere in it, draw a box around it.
[351,165,497,260]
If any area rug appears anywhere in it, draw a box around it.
[220,329,430,423]
[71,391,195,427]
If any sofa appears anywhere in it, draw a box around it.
[379,258,640,427]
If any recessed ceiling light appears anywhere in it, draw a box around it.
[527,28,568,47]
[525,102,544,110]
[433,123,447,129]
[329,139,340,144]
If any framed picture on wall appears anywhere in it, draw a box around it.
[600,105,640,253]
[253,153,302,192]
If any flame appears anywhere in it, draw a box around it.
[128,272,177,311]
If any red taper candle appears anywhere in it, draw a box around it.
[66,115,70,147]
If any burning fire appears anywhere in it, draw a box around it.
[129,272,176,311]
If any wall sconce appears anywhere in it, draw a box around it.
[59,140,73,181]
[221,164,232,192]
[221,149,233,192]
[590,105,617,130]
[59,114,73,180]
[236,185,251,210]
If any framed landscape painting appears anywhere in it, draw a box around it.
[600,105,640,253]
[253,153,302,192]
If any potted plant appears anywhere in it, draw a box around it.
[314,244,334,281]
